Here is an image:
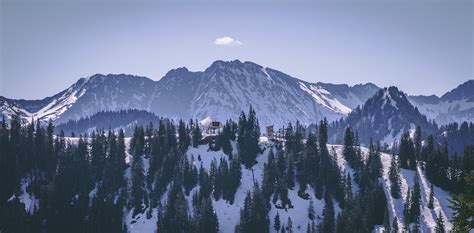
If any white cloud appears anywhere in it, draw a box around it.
[214,36,242,46]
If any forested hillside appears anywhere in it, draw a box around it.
[0,108,473,233]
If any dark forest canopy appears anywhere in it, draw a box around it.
[54,109,170,136]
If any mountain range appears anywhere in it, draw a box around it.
[1,60,473,131]
[0,60,379,127]
[408,80,474,125]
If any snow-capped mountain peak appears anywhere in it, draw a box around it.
[409,79,474,125]
[331,86,437,145]
[0,60,379,127]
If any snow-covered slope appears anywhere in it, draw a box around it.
[189,60,377,128]
[0,60,379,127]
[409,80,474,126]
[11,137,454,232]
[379,152,453,231]
[125,139,453,232]
[331,145,453,232]
[1,74,158,124]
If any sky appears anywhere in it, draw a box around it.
[0,0,472,99]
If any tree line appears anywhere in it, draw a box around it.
[1,107,473,233]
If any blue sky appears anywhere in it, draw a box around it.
[1,0,472,99]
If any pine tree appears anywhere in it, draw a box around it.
[274,212,281,232]
[178,119,191,151]
[216,121,233,157]
[367,139,383,178]
[414,126,422,160]
[403,188,411,225]
[130,127,146,216]
[192,120,202,148]
[156,182,191,233]
[428,183,435,209]
[399,132,416,169]
[90,130,107,181]
[389,154,401,199]
[434,211,445,233]
[102,131,121,195]
[321,193,335,233]
[345,173,353,202]
[287,154,295,189]
[131,154,145,215]
[237,184,270,233]
[410,175,421,223]
[195,196,219,233]
[237,106,260,168]
[343,127,357,167]
[117,129,127,171]
[450,174,474,232]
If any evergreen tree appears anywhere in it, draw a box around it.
[428,183,435,209]
[450,174,474,231]
[403,188,411,225]
[192,120,202,148]
[117,129,127,171]
[399,132,416,170]
[274,212,281,232]
[178,119,191,151]
[389,154,401,199]
[343,127,357,168]
[287,154,295,189]
[237,184,270,233]
[410,175,421,223]
[131,154,145,215]
[237,106,260,168]
[130,127,146,215]
[414,126,422,160]
[194,196,219,233]
[434,211,445,233]
[216,121,233,157]
[345,173,353,202]
[321,193,335,233]
[0,115,12,208]
[367,139,383,178]
[156,182,191,233]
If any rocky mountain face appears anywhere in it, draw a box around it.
[330,86,438,145]
[0,60,379,127]
[409,80,474,126]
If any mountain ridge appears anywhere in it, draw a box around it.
[330,86,438,145]
[1,60,472,129]
[408,80,474,125]
[0,60,380,127]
